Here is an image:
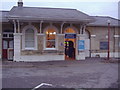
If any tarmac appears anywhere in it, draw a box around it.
[1,58,120,89]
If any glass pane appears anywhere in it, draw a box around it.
[25,41,34,47]
[3,40,8,49]
[9,34,14,38]
[9,40,14,48]
[26,29,34,33]
[25,28,34,48]
[8,50,13,60]
[3,34,8,37]
[25,34,34,40]
[46,41,55,48]
[46,29,56,48]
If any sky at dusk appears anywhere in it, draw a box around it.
[0,0,119,19]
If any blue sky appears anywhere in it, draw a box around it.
[0,0,119,19]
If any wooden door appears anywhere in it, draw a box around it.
[2,40,8,59]
[2,39,14,60]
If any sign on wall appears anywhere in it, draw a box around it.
[100,42,108,50]
[78,40,85,51]
[65,34,76,39]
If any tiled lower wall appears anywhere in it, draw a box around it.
[91,52,119,58]
[14,54,64,62]
[13,52,119,62]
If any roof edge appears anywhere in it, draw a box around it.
[92,16,120,21]
[12,6,77,11]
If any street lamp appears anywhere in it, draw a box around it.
[107,20,111,60]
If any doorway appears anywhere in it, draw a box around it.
[65,38,76,60]
[2,39,14,60]
[2,31,14,60]
[64,27,77,60]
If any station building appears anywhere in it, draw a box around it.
[0,1,120,61]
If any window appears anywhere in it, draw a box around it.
[3,34,8,38]
[22,25,37,50]
[100,42,108,50]
[3,33,13,38]
[25,29,34,48]
[9,34,14,38]
[46,29,56,49]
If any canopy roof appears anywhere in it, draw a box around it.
[7,6,94,23]
[89,16,120,27]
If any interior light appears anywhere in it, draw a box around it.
[49,33,52,35]
[53,32,56,34]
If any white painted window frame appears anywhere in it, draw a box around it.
[22,25,38,50]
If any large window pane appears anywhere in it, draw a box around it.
[46,41,55,48]
[46,29,56,48]
[25,41,34,47]
[25,29,34,48]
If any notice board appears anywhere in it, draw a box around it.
[78,40,85,51]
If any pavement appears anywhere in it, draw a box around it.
[1,58,120,89]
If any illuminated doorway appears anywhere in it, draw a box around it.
[64,28,76,60]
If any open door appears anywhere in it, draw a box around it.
[64,28,77,60]
[65,40,76,60]
[2,31,14,60]
[2,39,14,60]
[64,33,76,60]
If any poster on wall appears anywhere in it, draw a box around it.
[100,42,108,50]
[78,40,85,51]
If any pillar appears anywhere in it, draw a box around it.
[0,23,2,60]
[61,22,64,34]
[13,20,21,61]
[76,34,86,60]
[38,21,44,53]
[13,20,17,33]
[76,24,86,60]
[39,21,43,33]
[56,34,64,60]
[14,33,21,61]
[17,20,20,33]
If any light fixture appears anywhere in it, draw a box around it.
[49,32,52,35]
[53,32,56,34]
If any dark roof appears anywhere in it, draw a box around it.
[1,7,119,27]
[88,16,120,26]
[7,6,94,23]
[0,11,9,22]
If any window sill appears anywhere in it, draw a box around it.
[44,48,57,50]
[22,48,37,50]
